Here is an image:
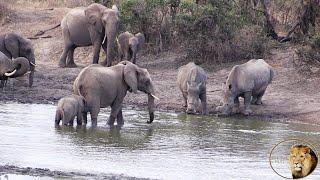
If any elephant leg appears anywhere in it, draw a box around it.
[199,92,207,115]
[66,45,77,68]
[256,90,266,105]
[251,95,258,105]
[76,110,83,126]
[243,91,252,115]
[132,54,137,64]
[89,107,100,127]
[182,92,188,108]
[59,43,73,67]
[233,96,240,114]
[102,44,109,64]
[116,107,124,126]
[92,42,101,64]
[82,111,88,124]
[69,119,74,126]
[28,70,34,87]
[107,100,122,126]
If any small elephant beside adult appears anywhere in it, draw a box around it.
[117,31,145,64]
[59,3,119,68]
[55,94,85,126]
[216,59,274,115]
[0,51,30,87]
[0,33,36,87]
[73,61,158,127]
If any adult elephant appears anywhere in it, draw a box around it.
[59,3,119,68]
[0,33,36,87]
[73,61,158,126]
[0,51,30,87]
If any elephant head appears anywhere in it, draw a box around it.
[121,61,158,123]
[85,3,120,66]
[3,33,36,87]
[0,52,30,83]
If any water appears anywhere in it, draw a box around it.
[0,103,320,180]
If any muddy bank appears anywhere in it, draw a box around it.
[0,165,150,179]
[1,5,320,125]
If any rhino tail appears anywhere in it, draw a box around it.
[269,68,275,83]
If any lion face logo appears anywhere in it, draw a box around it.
[289,145,318,179]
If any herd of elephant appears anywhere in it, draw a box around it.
[0,3,275,127]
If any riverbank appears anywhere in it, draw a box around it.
[1,4,320,125]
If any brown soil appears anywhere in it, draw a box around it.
[1,3,320,125]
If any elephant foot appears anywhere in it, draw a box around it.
[91,119,97,127]
[233,107,241,114]
[255,100,262,105]
[243,109,252,116]
[66,63,78,68]
[58,62,66,68]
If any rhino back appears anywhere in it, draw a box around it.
[227,59,272,92]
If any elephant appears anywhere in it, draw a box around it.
[58,3,119,68]
[216,59,274,115]
[117,31,145,64]
[0,51,30,87]
[177,62,207,115]
[0,33,36,87]
[73,61,158,127]
[55,94,85,126]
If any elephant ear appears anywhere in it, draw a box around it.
[135,33,145,45]
[85,3,105,34]
[4,33,19,58]
[123,62,138,93]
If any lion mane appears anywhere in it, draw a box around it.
[289,145,318,179]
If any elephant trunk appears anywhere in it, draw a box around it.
[103,23,118,67]
[147,94,155,124]
[26,52,36,87]
[6,57,30,78]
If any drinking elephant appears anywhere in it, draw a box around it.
[117,31,145,64]
[59,3,119,68]
[0,33,36,87]
[216,59,274,115]
[55,95,85,126]
[0,51,30,87]
[73,61,158,127]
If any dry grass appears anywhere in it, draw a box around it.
[4,0,93,9]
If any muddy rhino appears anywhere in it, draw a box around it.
[177,62,207,115]
[55,95,85,126]
[217,59,274,115]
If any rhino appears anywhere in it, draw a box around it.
[216,59,274,115]
[177,62,207,115]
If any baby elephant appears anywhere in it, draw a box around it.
[216,59,274,115]
[117,31,145,64]
[55,95,85,126]
[177,62,207,115]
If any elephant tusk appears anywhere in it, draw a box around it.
[150,94,160,100]
[30,62,37,66]
[4,69,17,77]
[102,34,107,45]
[24,71,31,75]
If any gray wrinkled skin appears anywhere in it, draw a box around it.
[216,59,274,116]
[73,61,156,127]
[55,95,85,126]
[177,62,207,115]
[117,31,145,64]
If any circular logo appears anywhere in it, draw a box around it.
[269,139,318,179]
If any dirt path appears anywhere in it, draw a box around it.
[1,4,320,125]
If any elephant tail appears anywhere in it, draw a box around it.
[55,107,64,125]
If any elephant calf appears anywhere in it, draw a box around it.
[117,31,145,64]
[0,51,30,87]
[177,62,207,115]
[55,95,85,126]
[216,59,274,115]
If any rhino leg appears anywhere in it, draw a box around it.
[243,92,252,115]
[255,90,265,105]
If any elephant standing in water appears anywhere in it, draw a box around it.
[117,31,145,64]
[0,33,36,87]
[55,95,85,126]
[59,3,119,67]
[0,51,30,87]
[73,61,158,126]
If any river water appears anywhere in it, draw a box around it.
[0,103,319,179]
